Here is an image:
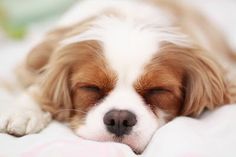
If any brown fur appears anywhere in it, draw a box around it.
[134,42,232,120]
[135,62,183,119]
[15,9,121,88]
[16,1,236,124]
[157,43,230,116]
[34,40,117,122]
[15,15,101,88]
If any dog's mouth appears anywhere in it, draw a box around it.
[78,134,143,154]
[112,135,142,154]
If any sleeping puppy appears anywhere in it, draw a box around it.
[1,0,236,153]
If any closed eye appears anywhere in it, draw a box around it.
[146,87,170,96]
[80,85,102,93]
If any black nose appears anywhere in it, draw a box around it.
[103,110,137,137]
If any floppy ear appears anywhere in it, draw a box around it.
[39,63,72,121]
[159,43,232,117]
[15,27,71,87]
[26,27,73,71]
[36,43,76,121]
[25,22,91,71]
[180,48,231,117]
[36,40,102,121]
[16,17,97,87]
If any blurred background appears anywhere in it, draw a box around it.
[0,0,78,77]
[0,0,77,39]
[0,0,236,78]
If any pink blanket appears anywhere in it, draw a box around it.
[0,122,136,157]
[22,139,134,157]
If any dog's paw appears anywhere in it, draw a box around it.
[0,107,51,136]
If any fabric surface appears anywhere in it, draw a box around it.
[0,102,236,157]
[143,105,236,157]
[0,121,136,157]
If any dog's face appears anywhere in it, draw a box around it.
[28,6,230,153]
[68,40,183,152]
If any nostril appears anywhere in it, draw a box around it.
[123,120,128,127]
[124,113,137,127]
[109,119,115,126]
[103,111,118,126]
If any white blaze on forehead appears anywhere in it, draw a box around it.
[60,0,191,84]
[102,20,160,85]
[61,14,190,84]
[61,19,174,86]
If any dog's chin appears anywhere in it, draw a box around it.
[111,135,145,154]
[77,133,146,154]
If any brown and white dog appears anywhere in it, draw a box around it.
[1,0,236,153]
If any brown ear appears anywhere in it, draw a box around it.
[37,40,102,121]
[159,43,231,117]
[16,15,100,87]
[26,28,72,71]
[180,48,231,117]
[26,15,98,71]
[37,43,75,121]
[39,63,72,121]
[15,27,71,87]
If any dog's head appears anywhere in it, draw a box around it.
[26,3,230,153]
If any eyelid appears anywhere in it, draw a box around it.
[80,85,101,92]
[74,82,102,93]
[146,87,171,95]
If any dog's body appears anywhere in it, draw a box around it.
[1,0,236,153]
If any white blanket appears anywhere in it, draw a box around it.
[1,102,236,157]
[143,105,236,157]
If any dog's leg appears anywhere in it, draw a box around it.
[0,86,51,136]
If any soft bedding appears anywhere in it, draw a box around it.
[0,121,135,157]
[0,102,236,157]
[1,0,236,157]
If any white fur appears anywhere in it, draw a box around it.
[0,86,51,136]
[1,0,190,152]
[59,0,193,153]
[62,0,186,152]
[76,87,164,152]
[61,1,190,47]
